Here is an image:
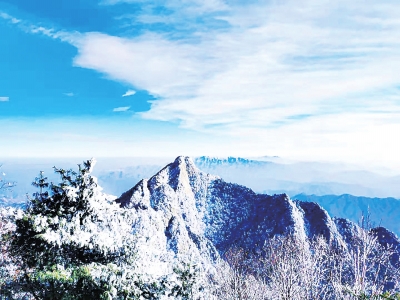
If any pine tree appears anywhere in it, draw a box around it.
[9,159,137,299]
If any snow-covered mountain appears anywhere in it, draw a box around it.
[193,156,400,238]
[1,156,398,298]
[115,156,400,271]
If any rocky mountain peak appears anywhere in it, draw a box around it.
[113,156,400,276]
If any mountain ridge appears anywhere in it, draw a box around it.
[115,156,399,272]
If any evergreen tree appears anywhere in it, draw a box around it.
[9,159,137,299]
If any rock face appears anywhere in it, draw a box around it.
[115,156,399,273]
[116,156,220,274]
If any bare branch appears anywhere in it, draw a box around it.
[0,165,16,193]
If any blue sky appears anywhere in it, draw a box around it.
[1,0,400,169]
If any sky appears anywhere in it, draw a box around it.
[1,0,400,170]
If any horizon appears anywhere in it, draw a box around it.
[1,154,400,176]
[1,0,400,170]
[2,154,400,184]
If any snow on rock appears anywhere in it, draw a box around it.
[115,156,399,275]
[116,157,220,276]
[298,201,345,246]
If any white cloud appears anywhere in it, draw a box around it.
[113,106,130,112]
[28,25,79,44]
[1,11,81,45]
[64,92,74,97]
[0,97,9,102]
[66,0,400,164]
[0,11,21,24]
[4,1,400,165]
[122,90,136,97]
[73,32,198,98]
[73,1,400,131]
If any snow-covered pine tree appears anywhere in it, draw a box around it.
[9,159,138,299]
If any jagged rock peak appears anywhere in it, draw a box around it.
[150,156,219,192]
[162,156,197,176]
[116,156,218,210]
[172,155,197,169]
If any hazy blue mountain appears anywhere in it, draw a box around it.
[294,193,400,238]
[194,156,400,198]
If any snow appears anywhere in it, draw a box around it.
[114,156,400,278]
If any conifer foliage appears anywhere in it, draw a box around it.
[8,159,137,299]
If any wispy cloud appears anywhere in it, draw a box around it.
[113,106,130,112]
[3,1,400,164]
[0,10,80,44]
[0,97,9,102]
[104,0,230,38]
[70,0,400,133]
[5,2,400,131]
[64,92,74,97]
[0,12,20,24]
[122,90,136,97]
[102,0,228,13]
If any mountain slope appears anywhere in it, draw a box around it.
[116,156,398,272]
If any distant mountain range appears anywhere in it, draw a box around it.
[194,156,400,198]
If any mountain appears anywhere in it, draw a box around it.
[193,156,400,198]
[1,155,399,298]
[193,156,400,238]
[115,156,399,271]
[2,155,399,253]
[2,156,399,243]
[294,193,400,238]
